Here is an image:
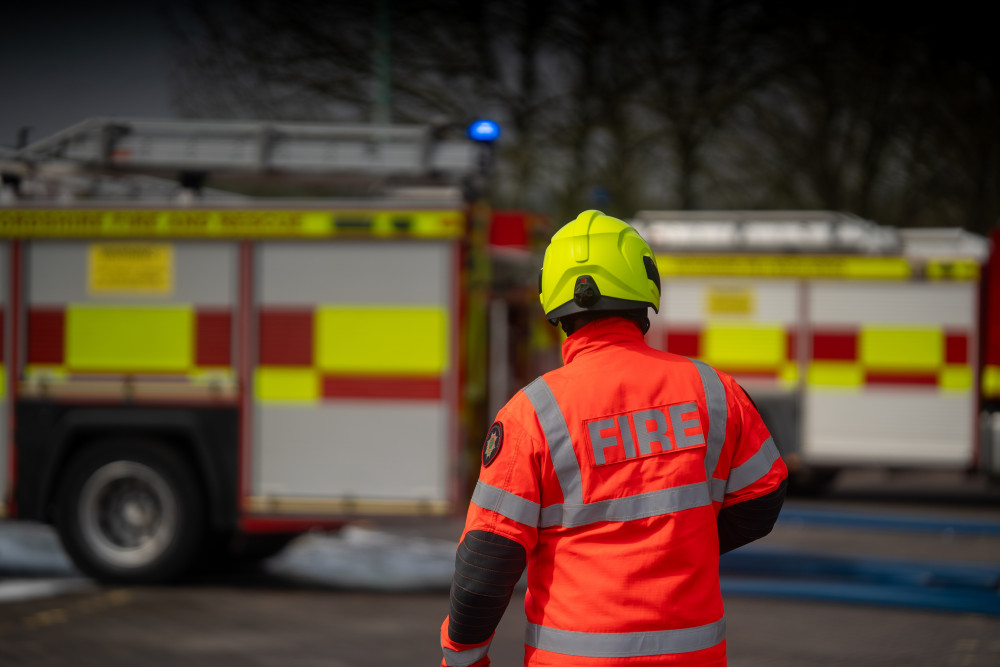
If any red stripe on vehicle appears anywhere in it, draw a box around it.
[811,331,857,361]
[196,310,232,367]
[258,309,313,366]
[664,329,700,357]
[865,372,938,386]
[944,332,968,365]
[321,375,443,401]
[27,308,65,364]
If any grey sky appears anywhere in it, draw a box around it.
[1,1,992,152]
[0,2,175,149]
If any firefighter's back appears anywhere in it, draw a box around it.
[519,319,727,665]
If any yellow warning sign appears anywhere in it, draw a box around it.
[88,243,173,294]
[706,286,755,316]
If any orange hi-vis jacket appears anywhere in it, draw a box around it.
[441,318,788,666]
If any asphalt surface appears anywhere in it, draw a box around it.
[0,469,997,666]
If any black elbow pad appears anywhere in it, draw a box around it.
[447,530,527,645]
[717,479,787,554]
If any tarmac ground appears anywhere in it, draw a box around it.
[0,468,997,666]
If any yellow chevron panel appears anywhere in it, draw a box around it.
[860,326,942,371]
[66,305,193,372]
[808,362,864,388]
[255,367,319,403]
[702,323,785,370]
[939,365,972,392]
[314,306,448,375]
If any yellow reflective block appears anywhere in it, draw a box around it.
[300,212,333,236]
[939,365,972,392]
[0,209,108,236]
[926,260,979,281]
[983,365,1000,399]
[255,367,319,402]
[860,326,942,371]
[808,362,864,388]
[410,211,465,237]
[841,257,911,280]
[779,362,800,387]
[655,254,911,280]
[702,323,785,369]
[314,306,448,375]
[0,209,466,239]
[0,363,5,398]
[66,305,192,372]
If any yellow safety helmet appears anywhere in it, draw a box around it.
[539,210,661,323]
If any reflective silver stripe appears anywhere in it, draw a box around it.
[525,375,718,528]
[524,377,584,505]
[539,482,711,528]
[709,477,727,501]
[525,616,726,657]
[442,643,490,667]
[691,359,728,502]
[727,436,780,494]
[470,480,541,527]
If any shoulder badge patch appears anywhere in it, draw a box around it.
[482,422,504,467]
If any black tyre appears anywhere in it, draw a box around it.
[55,437,206,584]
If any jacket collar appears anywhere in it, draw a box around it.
[561,317,646,365]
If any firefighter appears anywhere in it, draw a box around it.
[440,210,788,666]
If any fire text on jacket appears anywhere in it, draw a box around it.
[586,401,706,466]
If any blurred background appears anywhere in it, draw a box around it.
[1,1,999,665]
[2,0,998,231]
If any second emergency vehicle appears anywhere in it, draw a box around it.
[632,210,1000,491]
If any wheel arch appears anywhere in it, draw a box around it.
[40,409,230,532]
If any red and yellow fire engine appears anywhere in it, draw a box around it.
[632,210,1000,492]
[0,117,547,583]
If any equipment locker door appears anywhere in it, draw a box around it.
[21,240,239,399]
[250,239,458,516]
[803,280,978,466]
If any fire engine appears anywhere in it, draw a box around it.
[0,117,547,583]
[3,118,996,584]
[631,210,1000,492]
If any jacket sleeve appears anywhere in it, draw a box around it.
[440,531,526,667]
[717,478,787,553]
[713,376,789,552]
[440,399,540,666]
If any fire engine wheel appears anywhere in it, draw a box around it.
[56,438,206,584]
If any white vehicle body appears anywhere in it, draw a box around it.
[632,211,1000,486]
